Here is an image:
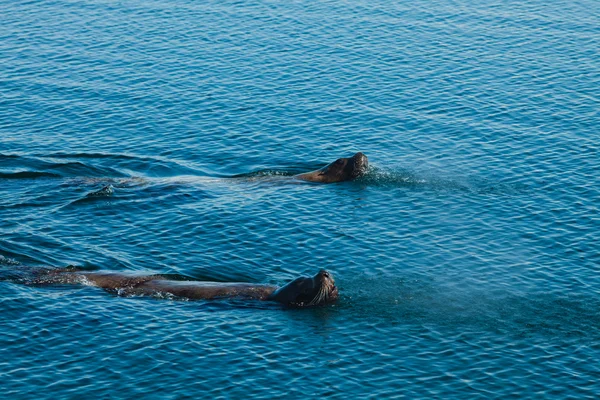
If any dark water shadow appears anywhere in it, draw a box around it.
[0,171,62,180]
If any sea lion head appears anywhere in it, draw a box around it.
[317,152,369,183]
[269,270,339,307]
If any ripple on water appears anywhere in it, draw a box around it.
[2,0,600,398]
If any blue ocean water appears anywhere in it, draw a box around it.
[1,0,599,397]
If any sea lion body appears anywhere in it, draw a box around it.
[113,277,277,300]
[36,269,338,307]
[295,152,368,183]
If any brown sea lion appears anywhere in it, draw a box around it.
[32,268,339,307]
[295,152,368,183]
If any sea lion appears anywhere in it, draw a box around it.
[30,268,339,307]
[295,152,368,183]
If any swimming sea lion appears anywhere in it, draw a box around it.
[31,268,339,307]
[295,152,368,183]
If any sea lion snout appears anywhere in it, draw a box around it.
[315,269,338,303]
[351,152,369,177]
[318,269,331,279]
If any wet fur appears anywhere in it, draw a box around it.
[32,269,338,307]
[295,152,368,183]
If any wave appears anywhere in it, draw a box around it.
[43,152,155,161]
[1,152,203,180]
[86,184,114,197]
[1,153,126,180]
[229,161,323,179]
[227,164,526,195]
[339,274,600,338]
[0,171,62,179]
[0,255,20,267]
[356,166,528,195]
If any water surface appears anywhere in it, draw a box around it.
[1,0,599,398]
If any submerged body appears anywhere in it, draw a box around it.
[295,152,368,183]
[81,153,369,197]
[32,269,338,307]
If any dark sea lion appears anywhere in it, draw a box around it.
[31,268,339,307]
[295,152,368,183]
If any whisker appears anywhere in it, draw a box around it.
[308,285,325,306]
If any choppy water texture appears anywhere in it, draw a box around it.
[1,0,599,398]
